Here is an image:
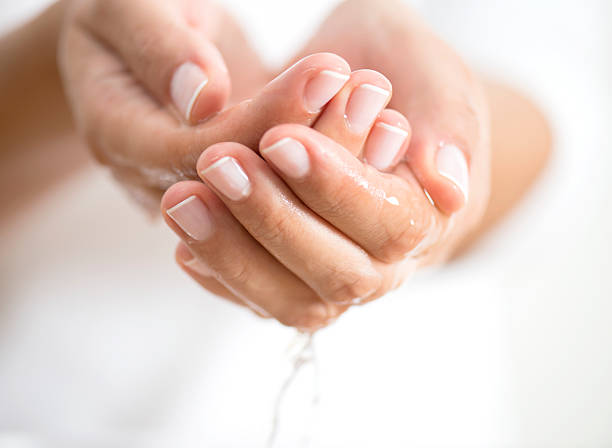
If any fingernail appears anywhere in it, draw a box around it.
[170,61,209,122]
[184,256,215,277]
[201,156,251,201]
[166,195,213,241]
[261,137,310,178]
[436,144,469,202]
[364,122,409,170]
[345,83,390,134]
[304,70,349,112]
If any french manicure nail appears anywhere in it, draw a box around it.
[304,70,349,112]
[166,195,213,241]
[170,61,209,122]
[201,156,251,201]
[183,256,215,277]
[261,137,310,178]
[364,122,409,170]
[436,144,469,202]
[345,83,390,134]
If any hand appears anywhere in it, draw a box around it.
[59,0,282,211]
[161,63,461,330]
[161,0,492,330]
[300,0,491,219]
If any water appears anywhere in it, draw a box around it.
[266,331,319,448]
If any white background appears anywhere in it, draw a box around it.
[1,1,611,447]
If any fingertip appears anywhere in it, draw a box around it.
[187,74,229,124]
[189,43,231,123]
[364,109,411,171]
[176,243,215,278]
[299,53,351,112]
[312,68,393,155]
[160,180,203,213]
[350,69,392,93]
[196,142,251,174]
[424,180,467,215]
[259,123,309,151]
[285,52,351,82]
[175,241,192,265]
[407,140,470,215]
[161,181,223,242]
[172,41,231,125]
[264,52,351,116]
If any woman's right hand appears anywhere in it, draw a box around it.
[58,0,269,211]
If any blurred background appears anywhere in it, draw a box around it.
[0,0,611,447]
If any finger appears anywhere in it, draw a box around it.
[188,53,350,153]
[174,241,248,310]
[312,69,392,156]
[259,125,441,263]
[396,83,489,215]
[59,22,186,178]
[173,53,350,179]
[161,181,340,329]
[60,36,351,188]
[363,109,412,171]
[75,0,230,123]
[196,144,382,304]
[404,127,473,215]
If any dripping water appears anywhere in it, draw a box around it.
[266,331,319,448]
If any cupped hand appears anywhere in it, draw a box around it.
[162,0,492,330]
[300,0,491,219]
[162,64,463,330]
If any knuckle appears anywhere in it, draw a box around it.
[325,267,382,304]
[377,199,432,262]
[215,256,251,286]
[379,221,425,262]
[316,197,344,221]
[249,208,293,247]
[314,176,356,221]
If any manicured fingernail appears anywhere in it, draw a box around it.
[201,156,251,201]
[170,61,208,122]
[304,70,349,112]
[345,83,390,134]
[184,256,214,277]
[261,137,310,178]
[364,122,409,170]
[436,144,469,202]
[166,195,213,241]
